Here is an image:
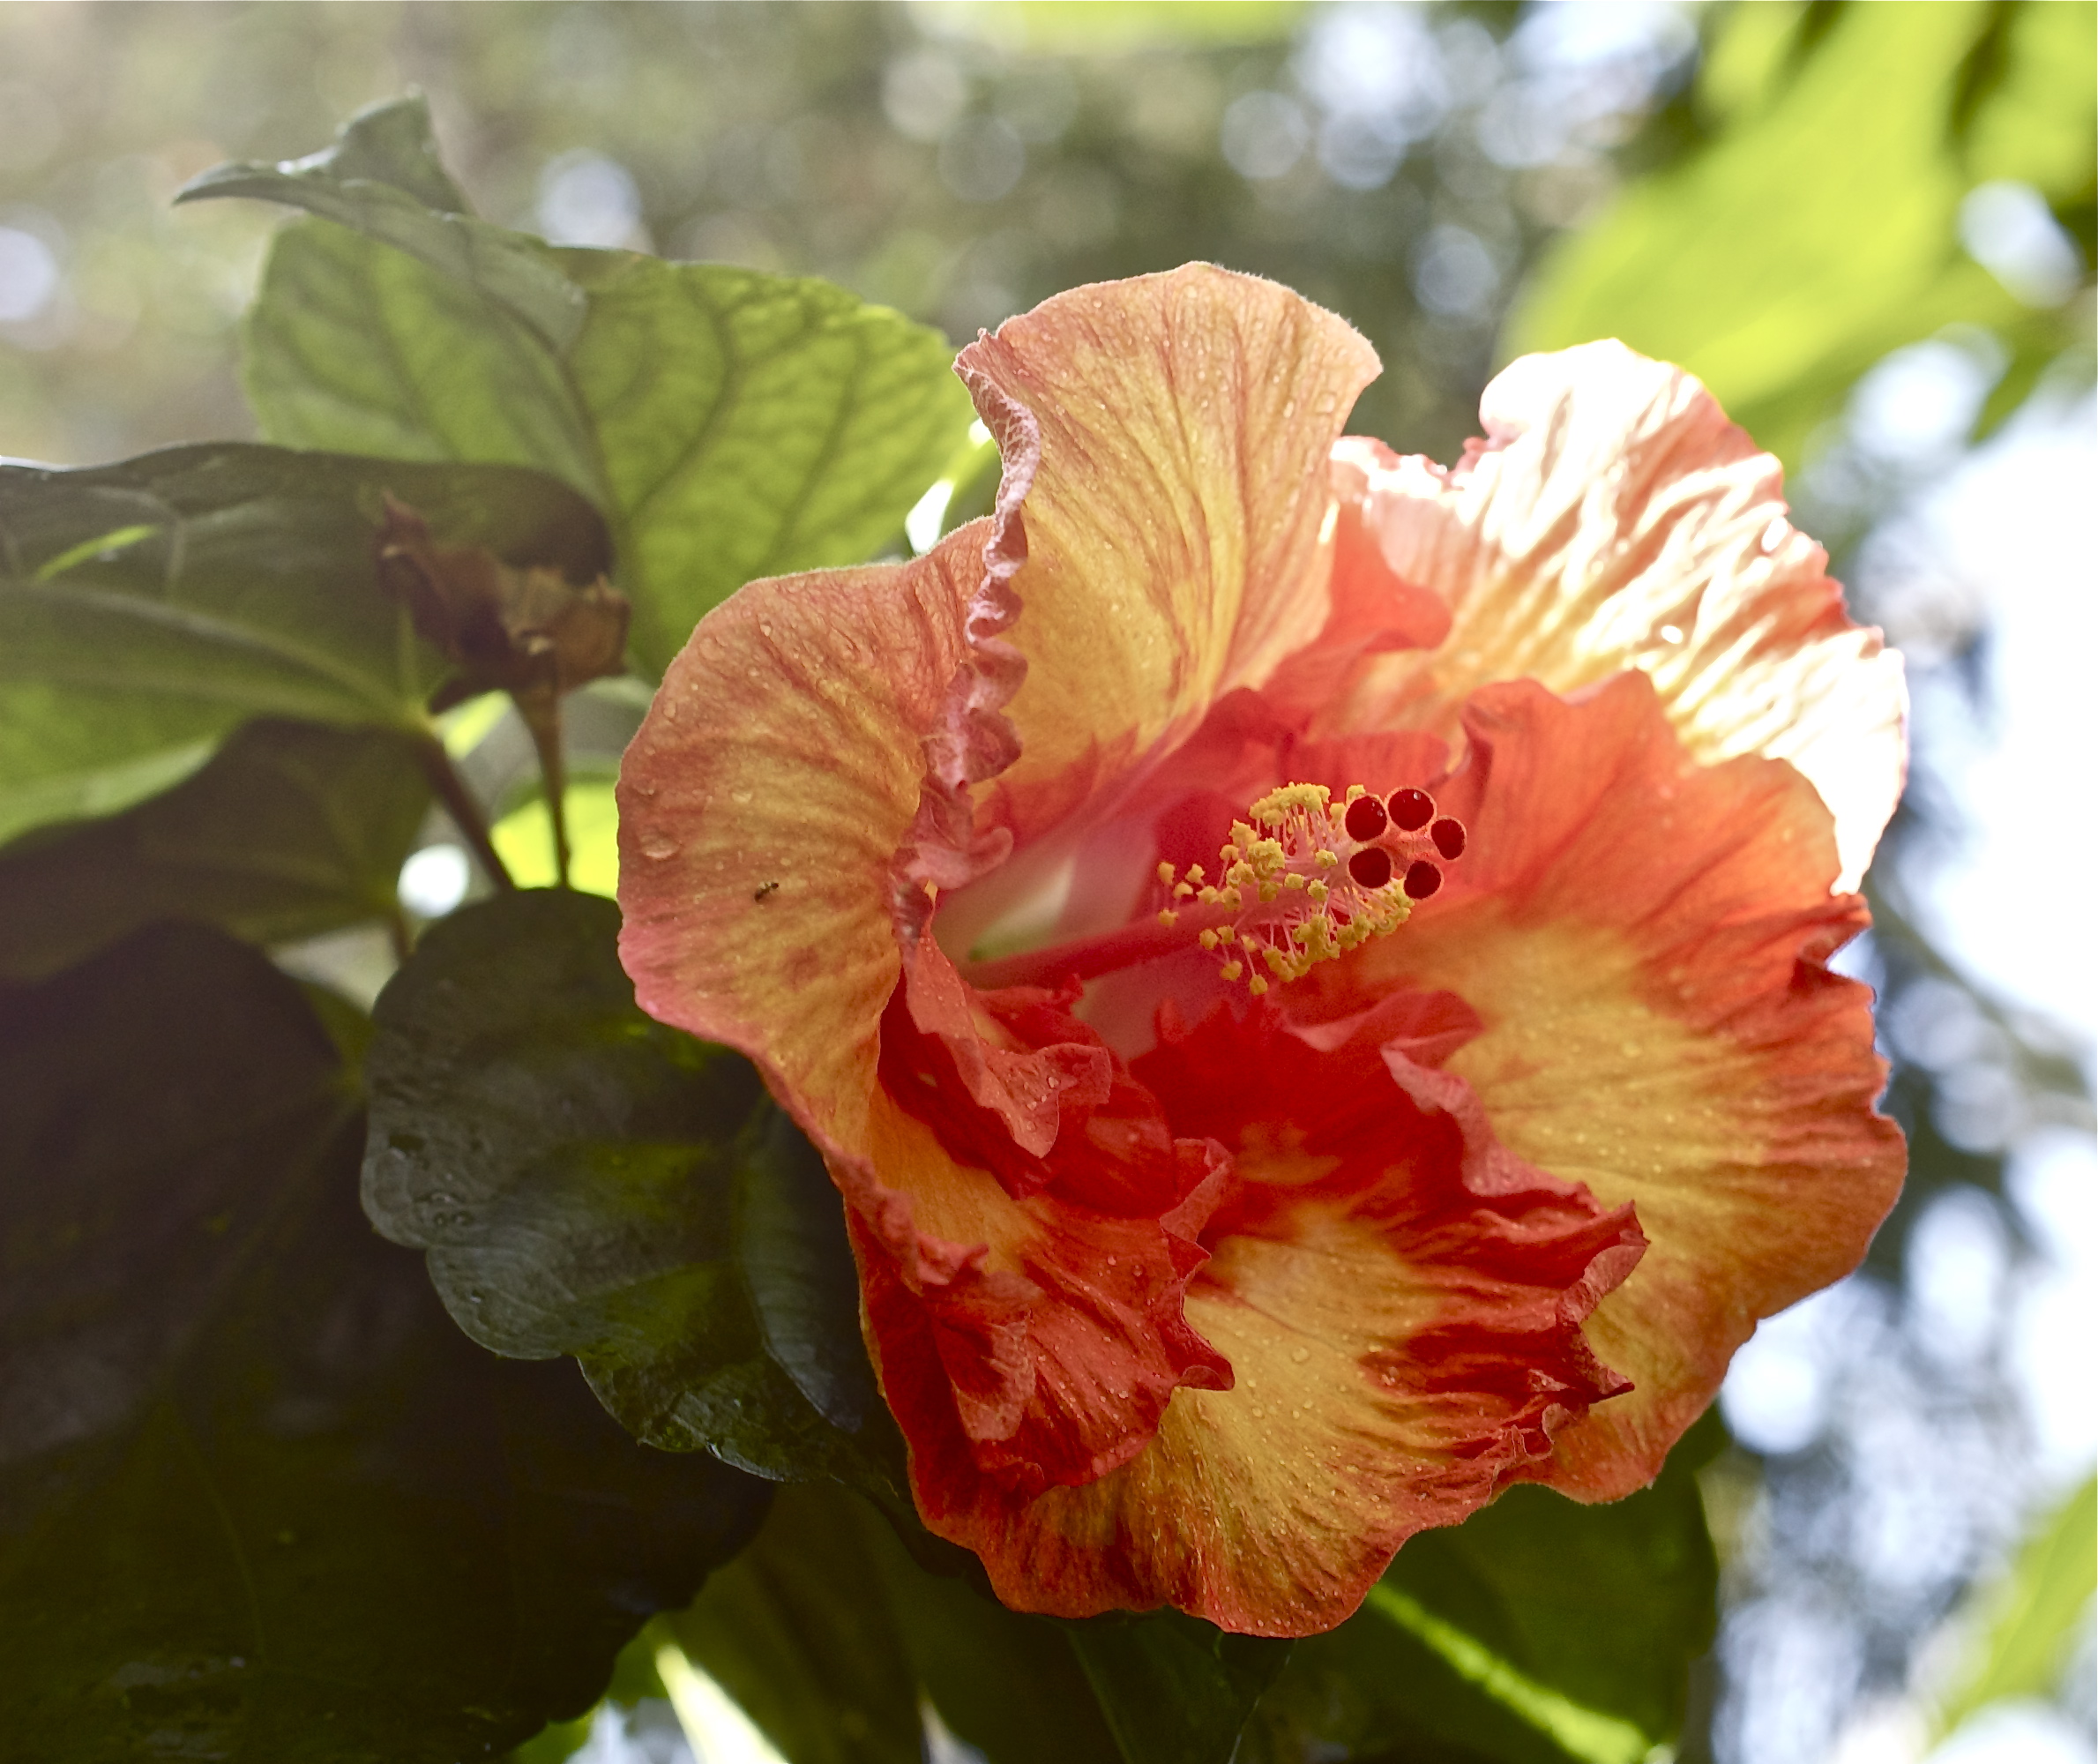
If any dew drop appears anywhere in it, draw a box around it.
[1290,1344,1310,1364]
[639,833,679,860]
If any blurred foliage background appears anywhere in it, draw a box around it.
[0,4,2090,1763]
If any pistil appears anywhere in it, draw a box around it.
[1156,783,1464,996]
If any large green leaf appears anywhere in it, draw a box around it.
[175,96,585,351]
[1506,0,2095,468]
[1241,1409,1724,1764]
[666,1481,1131,1764]
[0,922,768,1762]
[1065,1612,1293,1764]
[661,1484,929,1764]
[1933,1473,2097,1738]
[0,717,427,982]
[0,442,610,848]
[361,889,907,1499]
[184,99,976,674]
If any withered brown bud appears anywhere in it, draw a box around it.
[375,495,630,712]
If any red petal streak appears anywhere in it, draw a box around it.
[864,939,1234,1495]
[907,1000,1643,1633]
[1329,671,1906,1499]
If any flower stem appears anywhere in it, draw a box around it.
[414,733,515,893]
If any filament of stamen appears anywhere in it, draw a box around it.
[1155,781,1465,994]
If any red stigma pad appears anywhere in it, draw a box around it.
[1387,788,1435,832]
[1430,818,1467,860]
[1348,846,1394,890]
[1343,795,1389,842]
[1402,860,1443,900]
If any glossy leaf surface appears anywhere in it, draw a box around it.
[361,890,906,1497]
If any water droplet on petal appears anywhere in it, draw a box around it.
[640,833,678,860]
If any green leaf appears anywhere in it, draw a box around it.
[361,889,907,1498]
[666,1481,1126,1764]
[554,250,975,672]
[175,95,586,350]
[0,717,427,983]
[233,218,605,496]
[190,101,975,675]
[659,1484,927,1764]
[1935,1473,2097,1738]
[1243,1409,1723,1764]
[1065,1612,1294,1764]
[0,921,768,1762]
[0,442,611,849]
[1505,0,2094,468]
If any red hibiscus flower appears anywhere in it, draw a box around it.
[616,266,1908,1637]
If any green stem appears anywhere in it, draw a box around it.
[414,734,514,893]
[519,691,571,889]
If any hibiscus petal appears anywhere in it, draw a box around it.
[861,970,1234,1495]
[958,264,1381,841]
[617,526,993,1149]
[1333,341,1906,890]
[1334,672,1906,1499]
[897,1003,1644,1635]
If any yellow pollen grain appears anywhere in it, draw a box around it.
[1157,909,1178,928]
[1175,779,1419,1001]
[1156,861,1176,886]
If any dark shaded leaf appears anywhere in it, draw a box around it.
[0,922,768,1762]
[662,1484,926,1764]
[0,718,427,983]
[1241,1409,1724,1764]
[0,442,611,848]
[666,1481,1125,1764]
[1066,1612,1294,1764]
[188,101,975,674]
[361,890,907,1499]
